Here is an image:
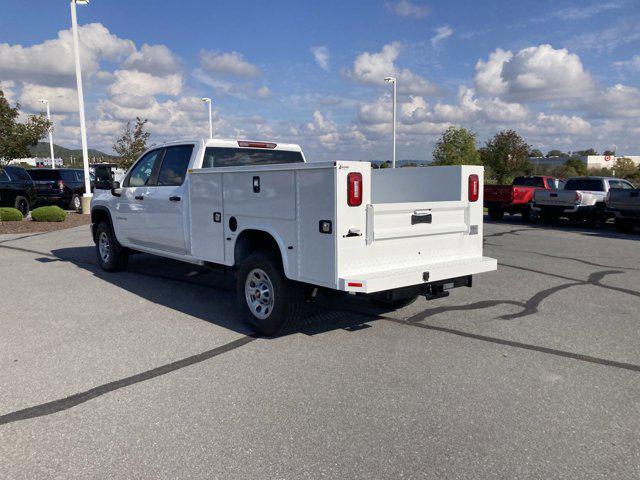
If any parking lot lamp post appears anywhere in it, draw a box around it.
[384,76,397,168]
[201,98,213,139]
[40,99,55,169]
[70,0,92,213]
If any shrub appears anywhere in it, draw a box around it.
[0,207,23,221]
[31,205,67,222]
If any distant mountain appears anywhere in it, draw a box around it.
[29,142,118,166]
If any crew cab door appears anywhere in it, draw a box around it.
[139,144,194,254]
[114,148,164,245]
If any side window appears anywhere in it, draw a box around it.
[0,169,10,182]
[125,149,163,187]
[156,145,194,186]
[61,171,76,182]
[620,181,635,189]
[75,171,84,182]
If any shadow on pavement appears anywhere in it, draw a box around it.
[49,245,384,337]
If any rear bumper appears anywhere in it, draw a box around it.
[339,256,497,293]
[532,204,581,214]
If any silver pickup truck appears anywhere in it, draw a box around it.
[606,185,639,232]
[533,177,635,227]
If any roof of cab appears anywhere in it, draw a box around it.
[157,138,303,152]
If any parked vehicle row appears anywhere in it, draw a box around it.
[484,174,638,233]
[484,175,564,221]
[0,166,91,216]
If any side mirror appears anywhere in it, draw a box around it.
[111,181,122,197]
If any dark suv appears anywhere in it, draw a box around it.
[27,168,87,210]
[0,166,37,216]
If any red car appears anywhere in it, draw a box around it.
[484,176,564,221]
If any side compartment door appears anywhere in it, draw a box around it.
[139,144,194,254]
[113,148,164,245]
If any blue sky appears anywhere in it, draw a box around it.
[1,0,639,161]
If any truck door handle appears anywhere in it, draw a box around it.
[169,196,181,202]
[412,210,432,225]
[134,195,144,200]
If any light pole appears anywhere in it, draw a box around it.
[70,0,92,214]
[384,76,397,168]
[201,97,213,138]
[40,99,56,169]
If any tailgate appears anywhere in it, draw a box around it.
[535,190,575,206]
[32,180,60,194]
[484,185,512,203]
[335,164,494,292]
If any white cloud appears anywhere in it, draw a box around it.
[553,2,624,20]
[192,68,270,100]
[199,50,260,77]
[346,42,438,95]
[431,25,453,46]
[521,113,592,136]
[108,70,183,98]
[476,45,594,102]
[479,97,529,123]
[432,86,479,122]
[612,55,640,70]
[474,48,512,97]
[386,1,429,19]
[0,23,135,86]
[311,46,330,71]
[585,84,640,118]
[122,44,181,76]
[18,84,78,113]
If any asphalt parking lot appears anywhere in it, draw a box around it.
[1,218,639,479]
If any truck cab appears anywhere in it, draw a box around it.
[91,138,496,335]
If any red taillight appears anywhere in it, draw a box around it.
[237,141,277,149]
[575,192,582,203]
[347,172,363,207]
[468,174,479,202]
[57,180,64,190]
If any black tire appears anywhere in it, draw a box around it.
[236,251,303,336]
[95,221,128,272]
[14,196,30,217]
[541,212,558,225]
[614,218,635,233]
[69,194,81,211]
[369,293,419,309]
[587,207,606,228]
[488,207,504,221]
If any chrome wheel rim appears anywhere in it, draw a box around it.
[98,231,111,263]
[72,196,80,209]
[245,268,274,320]
[18,200,27,215]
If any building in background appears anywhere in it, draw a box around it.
[529,155,640,170]
[9,157,64,167]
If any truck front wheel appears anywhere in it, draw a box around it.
[95,221,129,272]
[236,252,303,336]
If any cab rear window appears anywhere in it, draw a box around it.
[564,179,604,191]
[202,147,304,168]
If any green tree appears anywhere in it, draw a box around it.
[113,117,151,170]
[529,148,544,158]
[432,126,481,166]
[564,157,587,176]
[546,149,565,157]
[612,157,639,181]
[0,86,50,165]
[480,130,531,184]
[603,149,615,156]
[573,148,598,156]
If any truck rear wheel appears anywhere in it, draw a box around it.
[95,221,129,272]
[236,252,303,336]
[488,207,504,221]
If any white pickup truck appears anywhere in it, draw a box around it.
[91,139,496,335]
[533,176,635,226]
